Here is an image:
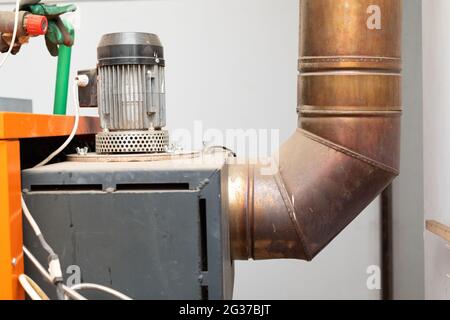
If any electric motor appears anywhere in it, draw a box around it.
[80,32,169,154]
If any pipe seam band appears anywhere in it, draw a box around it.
[298,110,403,117]
[272,169,313,260]
[247,163,255,260]
[299,56,401,62]
[298,129,399,175]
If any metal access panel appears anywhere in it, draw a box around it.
[21,155,234,300]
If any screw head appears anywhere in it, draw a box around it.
[105,187,116,193]
[11,258,17,267]
[76,147,89,156]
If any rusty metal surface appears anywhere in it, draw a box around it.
[299,115,401,170]
[0,11,27,36]
[277,130,397,259]
[228,163,306,260]
[228,0,402,261]
[299,73,402,111]
[299,0,402,72]
[227,163,249,260]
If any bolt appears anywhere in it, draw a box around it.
[166,142,183,154]
[154,52,160,64]
[164,145,172,153]
[76,147,89,156]
[11,258,17,267]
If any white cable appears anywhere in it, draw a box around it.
[35,79,82,168]
[19,275,44,300]
[22,77,131,300]
[25,244,129,301]
[22,79,82,282]
[23,246,87,300]
[21,196,42,237]
[23,246,51,283]
[22,76,132,300]
[0,0,21,69]
[21,79,81,286]
[23,78,83,241]
[62,285,85,300]
[69,283,132,301]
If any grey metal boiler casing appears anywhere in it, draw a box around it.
[21,155,234,300]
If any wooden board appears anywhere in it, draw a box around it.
[426,220,450,243]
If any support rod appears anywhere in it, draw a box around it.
[381,184,393,300]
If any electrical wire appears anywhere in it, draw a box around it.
[0,0,74,299]
[24,244,129,300]
[23,246,87,300]
[20,79,83,300]
[21,77,132,300]
[0,1,128,300]
[22,246,52,283]
[0,6,130,296]
[68,283,132,301]
[35,80,81,168]
[22,79,82,249]
[204,145,237,158]
[0,0,21,69]
[21,197,56,257]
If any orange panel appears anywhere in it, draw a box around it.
[0,140,25,300]
[0,112,100,139]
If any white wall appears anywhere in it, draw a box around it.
[0,0,382,299]
[391,0,424,300]
[423,0,450,300]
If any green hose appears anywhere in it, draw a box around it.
[53,26,74,115]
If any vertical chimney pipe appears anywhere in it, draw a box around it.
[229,0,402,261]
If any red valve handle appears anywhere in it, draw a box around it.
[25,14,48,36]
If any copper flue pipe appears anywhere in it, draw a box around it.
[228,0,402,261]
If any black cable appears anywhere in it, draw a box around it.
[205,145,237,158]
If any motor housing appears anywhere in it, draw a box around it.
[80,32,169,154]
